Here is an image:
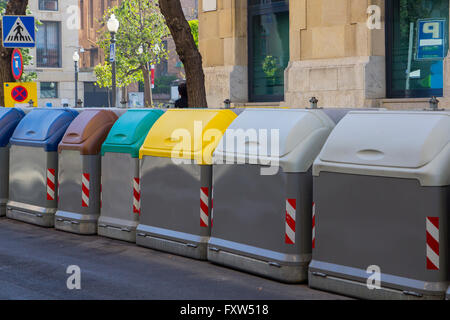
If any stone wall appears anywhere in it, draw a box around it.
[199,0,248,107]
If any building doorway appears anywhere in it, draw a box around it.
[386,0,449,98]
[248,0,289,102]
[84,82,113,108]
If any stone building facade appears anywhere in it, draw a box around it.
[199,0,450,110]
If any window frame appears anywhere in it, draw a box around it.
[40,82,59,99]
[38,0,59,12]
[36,20,62,68]
[248,0,290,102]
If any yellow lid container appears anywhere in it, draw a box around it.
[139,109,237,165]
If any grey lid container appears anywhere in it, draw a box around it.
[310,110,450,300]
[314,110,450,186]
[213,108,336,172]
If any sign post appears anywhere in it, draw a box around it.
[11,48,23,81]
[3,82,37,108]
[417,19,446,61]
[2,16,36,48]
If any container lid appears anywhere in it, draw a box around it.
[139,109,237,164]
[0,108,25,147]
[318,111,450,169]
[11,108,79,151]
[214,109,335,167]
[101,109,165,158]
[59,110,118,155]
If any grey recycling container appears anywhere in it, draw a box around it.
[136,109,237,260]
[97,109,164,242]
[208,108,336,283]
[55,110,118,234]
[0,108,25,216]
[7,108,78,227]
[310,110,450,300]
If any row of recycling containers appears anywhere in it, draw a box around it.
[0,106,448,300]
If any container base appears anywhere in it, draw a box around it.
[207,246,308,283]
[308,270,445,300]
[0,203,6,217]
[55,210,99,235]
[136,224,208,260]
[97,216,137,243]
[6,201,56,227]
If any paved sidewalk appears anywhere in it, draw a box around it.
[0,217,349,300]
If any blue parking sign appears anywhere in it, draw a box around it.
[2,16,35,48]
[417,19,446,60]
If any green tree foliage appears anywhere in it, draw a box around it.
[188,19,198,48]
[94,0,169,91]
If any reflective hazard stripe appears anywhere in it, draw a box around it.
[426,217,439,270]
[200,187,209,227]
[81,173,90,208]
[285,199,296,245]
[47,169,56,201]
[312,202,316,249]
[133,178,140,214]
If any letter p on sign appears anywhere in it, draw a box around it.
[423,22,440,38]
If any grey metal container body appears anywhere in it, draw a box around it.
[0,147,10,216]
[309,172,449,300]
[54,150,101,234]
[97,152,140,242]
[136,157,212,260]
[6,145,58,227]
[208,164,312,283]
[447,286,450,300]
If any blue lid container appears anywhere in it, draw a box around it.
[0,108,25,148]
[11,108,79,151]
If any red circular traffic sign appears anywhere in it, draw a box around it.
[11,85,28,102]
[11,48,23,81]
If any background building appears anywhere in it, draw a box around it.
[78,0,198,107]
[30,0,80,108]
[199,0,450,110]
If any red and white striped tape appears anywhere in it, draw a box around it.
[211,188,214,228]
[312,202,316,249]
[200,187,209,227]
[47,168,56,201]
[100,183,102,209]
[133,177,140,214]
[285,199,296,245]
[81,173,90,208]
[426,217,439,270]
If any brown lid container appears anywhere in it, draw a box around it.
[58,110,118,155]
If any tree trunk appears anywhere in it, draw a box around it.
[142,64,153,107]
[159,0,208,108]
[0,0,29,106]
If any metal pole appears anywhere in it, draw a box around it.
[74,60,78,108]
[406,22,414,91]
[111,32,117,108]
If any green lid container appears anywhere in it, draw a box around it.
[101,109,165,158]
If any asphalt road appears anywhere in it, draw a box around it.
[0,217,348,300]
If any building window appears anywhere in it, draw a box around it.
[37,21,61,68]
[80,0,85,29]
[248,0,290,102]
[386,0,449,98]
[90,48,99,68]
[39,0,58,11]
[40,82,58,98]
[89,0,94,28]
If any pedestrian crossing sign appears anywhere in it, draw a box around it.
[3,82,37,108]
[2,16,35,48]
